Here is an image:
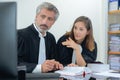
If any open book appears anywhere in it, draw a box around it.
[55,66,92,76]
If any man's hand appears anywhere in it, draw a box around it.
[53,61,63,70]
[41,60,55,73]
[41,60,63,73]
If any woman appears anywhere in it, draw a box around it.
[57,16,97,67]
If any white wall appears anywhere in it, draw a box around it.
[0,0,108,63]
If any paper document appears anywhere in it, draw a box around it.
[93,70,120,78]
[55,66,91,76]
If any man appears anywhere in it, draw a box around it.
[17,2,63,73]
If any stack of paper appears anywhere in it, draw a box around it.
[109,0,120,11]
[87,63,110,73]
[109,23,120,31]
[109,35,120,52]
[109,55,120,71]
[93,70,120,78]
[55,66,91,76]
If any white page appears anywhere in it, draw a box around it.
[93,70,120,78]
[55,67,91,76]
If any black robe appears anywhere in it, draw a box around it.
[17,24,57,73]
[56,35,97,66]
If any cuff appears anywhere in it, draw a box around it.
[32,64,42,73]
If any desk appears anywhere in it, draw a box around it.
[26,73,60,80]
[58,73,120,80]
[0,73,120,80]
[26,78,59,80]
[0,77,119,80]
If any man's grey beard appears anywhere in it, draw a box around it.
[38,26,48,33]
[36,24,48,34]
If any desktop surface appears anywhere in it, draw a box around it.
[0,73,120,80]
[26,73,60,80]
[0,72,120,80]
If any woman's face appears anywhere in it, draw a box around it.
[73,21,89,42]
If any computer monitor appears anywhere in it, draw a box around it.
[0,2,17,78]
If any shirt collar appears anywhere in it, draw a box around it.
[33,23,46,37]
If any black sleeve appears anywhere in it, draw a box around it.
[56,35,73,66]
[82,42,97,63]
[17,32,37,73]
[51,38,57,60]
[45,32,57,60]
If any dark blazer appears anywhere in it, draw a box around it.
[56,35,97,66]
[17,24,57,73]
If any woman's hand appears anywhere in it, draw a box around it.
[67,63,78,67]
[62,37,79,50]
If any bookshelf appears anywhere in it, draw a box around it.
[108,10,120,14]
[108,31,120,34]
[108,10,120,55]
[108,51,120,55]
[108,10,120,71]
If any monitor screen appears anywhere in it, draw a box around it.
[0,2,17,78]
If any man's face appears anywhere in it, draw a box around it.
[35,8,56,33]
